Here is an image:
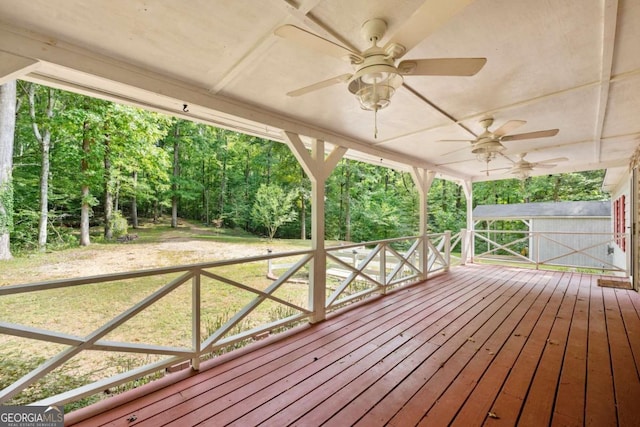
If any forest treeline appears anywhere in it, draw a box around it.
[0,81,608,257]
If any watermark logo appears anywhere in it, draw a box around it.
[0,405,64,427]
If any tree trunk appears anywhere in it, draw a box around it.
[153,198,159,223]
[104,134,113,239]
[171,125,180,228]
[344,160,351,242]
[79,120,91,246]
[218,132,227,218]
[0,81,16,260]
[27,84,55,251]
[131,170,139,228]
[38,138,50,249]
[300,193,306,240]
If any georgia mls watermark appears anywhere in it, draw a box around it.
[0,406,63,427]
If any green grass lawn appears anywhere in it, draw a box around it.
[0,219,315,409]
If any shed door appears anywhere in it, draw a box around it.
[634,166,639,291]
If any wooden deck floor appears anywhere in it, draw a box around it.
[67,264,640,426]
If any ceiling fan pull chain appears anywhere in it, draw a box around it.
[374,107,378,139]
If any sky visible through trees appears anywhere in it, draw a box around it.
[0,81,609,254]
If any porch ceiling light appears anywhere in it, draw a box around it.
[513,169,530,180]
[348,63,403,139]
[348,64,403,112]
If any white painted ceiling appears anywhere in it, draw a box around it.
[0,0,638,185]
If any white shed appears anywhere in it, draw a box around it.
[472,201,612,269]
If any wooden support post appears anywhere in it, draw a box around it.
[462,180,474,264]
[379,247,387,293]
[191,272,201,371]
[444,230,451,272]
[283,131,345,323]
[411,168,435,280]
[460,228,467,265]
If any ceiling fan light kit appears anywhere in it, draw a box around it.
[275,15,487,137]
[347,20,404,112]
[440,118,561,170]
[348,64,403,111]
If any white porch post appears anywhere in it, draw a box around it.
[411,168,435,280]
[462,180,474,264]
[283,131,345,323]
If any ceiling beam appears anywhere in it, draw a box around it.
[211,0,351,95]
[471,158,629,183]
[0,23,472,180]
[208,27,281,94]
[593,0,619,163]
[0,51,39,85]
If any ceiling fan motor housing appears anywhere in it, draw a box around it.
[361,18,387,42]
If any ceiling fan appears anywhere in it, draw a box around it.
[274,5,486,136]
[441,117,559,164]
[487,153,569,179]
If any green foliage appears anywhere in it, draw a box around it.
[0,180,13,233]
[251,184,298,240]
[111,210,128,238]
[0,350,99,411]
[5,81,611,255]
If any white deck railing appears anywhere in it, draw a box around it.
[0,233,452,408]
[472,229,628,273]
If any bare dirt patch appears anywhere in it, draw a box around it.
[1,221,308,285]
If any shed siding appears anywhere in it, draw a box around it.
[531,218,612,268]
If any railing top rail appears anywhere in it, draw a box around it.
[0,248,314,296]
[473,230,622,236]
[326,235,420,251]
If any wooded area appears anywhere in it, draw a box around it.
[0,81,609,259]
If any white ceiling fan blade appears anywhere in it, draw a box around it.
[493,120,526,137]
[438,139,473,143]
[398,58,486,76]
[501,129,559,141]
[536,157,569,164]
[275,25,362,61]
[286,73,352,97]
[385,0,475,54]
[532,163,558,169]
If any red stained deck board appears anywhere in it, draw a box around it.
[93,271,465,427]
[145,269,493,426]
[353,268,529,427]
[449,270,566,427]
[517,271,582,426]
[603,287,640,426]
[615,289,640,374]
[388,269,542,426]
[65,265,640,427]
[314,267,522,427]
[477,272,573,426]
[261,268,513,426]
[551,273,591,426]
[190,266,510,425]
[585,284,617,427]
[413,268,554,427]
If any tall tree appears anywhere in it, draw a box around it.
[103,131,113,239]
[171,123,180,228]
[251,183,297,240]
[0,81,17,260]
[80,119,92,245]
[26,83,57,250]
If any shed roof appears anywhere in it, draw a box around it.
[473,200,611,220]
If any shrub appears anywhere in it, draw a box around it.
[111,210,128,238]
